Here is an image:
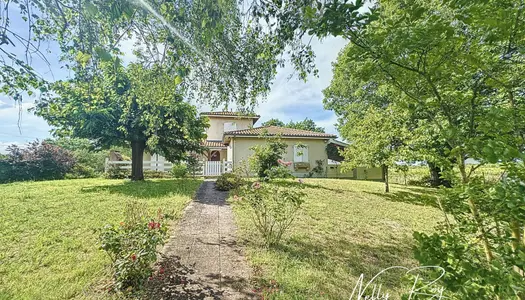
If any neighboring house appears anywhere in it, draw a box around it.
[140,111,383,180]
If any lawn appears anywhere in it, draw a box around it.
[0,178,202,300]
[231,179,443,299]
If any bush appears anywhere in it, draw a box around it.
[170,164,188,178]
[98,202,172,292]
[249,135,288,180]
[265,165,293,180]
[216,172,244,191]
[233,181,305,247]
[143,170,171,179]
[65,163,97,179]
[0,141,76,183]
[105,165,131,179]
[307,159,325,178]
[413,163,525,299]
[186,155,202,177]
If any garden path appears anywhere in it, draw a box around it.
[146,180,255,299]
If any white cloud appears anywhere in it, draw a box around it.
[0,99,53,151]
[255,36,347,136]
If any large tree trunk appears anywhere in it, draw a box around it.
[383,165,389,193]
[131,140,146,181]
[428,162,452,187]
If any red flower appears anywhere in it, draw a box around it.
[131,254,137,261]
[148,221,160,230]
[159,268,165,274]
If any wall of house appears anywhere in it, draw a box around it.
[205,117,254,140]
[231,137,329,177]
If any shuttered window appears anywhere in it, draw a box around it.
[293,145,308,162]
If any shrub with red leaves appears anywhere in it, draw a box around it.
[0,141,76,183]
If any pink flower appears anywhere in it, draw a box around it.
[159,267,165,274]
[277,159,293,167]
[252,182,261,189]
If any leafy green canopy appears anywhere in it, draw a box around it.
[261,118,325,133]
[1,0,279,108]
[325,0,525,177]
[324,0,525,297]
[34,61,207,163]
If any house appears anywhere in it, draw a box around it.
[198,111,383,179]
[141,111,384,179]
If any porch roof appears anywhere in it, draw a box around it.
[201,140,227,148]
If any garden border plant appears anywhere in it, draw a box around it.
[233,180,306,247]
[98,201,173,293]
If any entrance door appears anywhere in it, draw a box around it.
[210,150,220,161]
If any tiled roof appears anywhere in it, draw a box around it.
[200,111,260,119]
[224,126,337,138]
[201,140,227,148]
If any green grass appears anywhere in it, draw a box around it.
[390,164,505,186]
[0,178,202,300]
[231,179,443,299]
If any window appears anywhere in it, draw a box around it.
[293,144,308,162]
[224,122,237,132]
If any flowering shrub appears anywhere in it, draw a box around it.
[98,202,172,292]
[234,181,305,247]
[249,135,289,180]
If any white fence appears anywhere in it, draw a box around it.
[105,159,233,177]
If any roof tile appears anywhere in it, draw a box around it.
[201,140,227,148]
[200,111,260,118]
[224,126,336,138]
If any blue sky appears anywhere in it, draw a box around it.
[0,10,348,153]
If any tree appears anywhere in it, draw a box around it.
[1,0,279,109]
[325,0,525,297]
[261,118,285,127]
[338,105,408,192]
[288,118,325,133]
[262,118,325,133]
[35,62,207,181]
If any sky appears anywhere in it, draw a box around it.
[0,8,349,153]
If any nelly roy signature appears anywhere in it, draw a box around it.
[349,266,447,300]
